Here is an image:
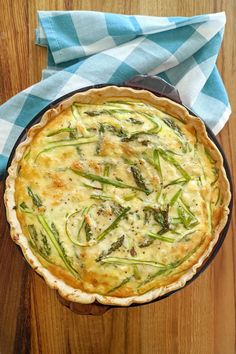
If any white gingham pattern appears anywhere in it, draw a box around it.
[0,11,231,177]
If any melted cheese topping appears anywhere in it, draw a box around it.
[14,98,225,297]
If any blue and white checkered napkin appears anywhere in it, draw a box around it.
[0,11,231,178]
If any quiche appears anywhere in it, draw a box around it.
[4,86,231,306]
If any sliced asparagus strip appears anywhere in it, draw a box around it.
[138,268,171,288]
[108,276,132,294]
[47,138,78,144]
[24,149,31,161]
[37,215,79,277]
[35,136,98,161]
[177,200,199,229]
[207,202,212,234]
[97,207,130,241]
[47,128,77,137]
[179,197,195,218]
[76,207,89,238]
[139,238,204,287]
[101,257,166,268]
[90,194,113,201]
[121,127,159,142]
[103,164,110,192]
[213,187,221,206]
[204,147,216,164]
[153,149,163,182]
[157,148,191,181]
[169,188,182,206]
[164,177,187,188]
[105,100,134,106]
[123,192,137,201]
[177,231,195,242]
[70,169,150,193]
[147,232,175,243]
[211,167,219,186]
[141,112,162,131]
[82,183,102,190]
[65,207,95,247]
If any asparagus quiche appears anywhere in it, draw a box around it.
[5,86,231,306]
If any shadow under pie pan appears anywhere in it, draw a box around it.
[4,75,233,315]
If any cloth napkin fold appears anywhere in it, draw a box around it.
[0,11,231,178]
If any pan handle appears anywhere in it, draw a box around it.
[124,75,182,104]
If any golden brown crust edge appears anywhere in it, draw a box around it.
[4,86,231,306]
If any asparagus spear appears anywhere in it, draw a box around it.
[96,207,130,241]
[19,201,33,214]
[35,136,98,161]
[138,238,154,248]
[84,221,93,242]
[130,166,151,195]
[37,215,79,277]
[28,224,38,242]
[96,235,125,262]
[27,187,42,207]
[148,205,170,234]
[163,118,189,152]
[126,117,143,125]
[121,127,159,142]
[96,124,105,155]
[27,224,52,262]
[70,169,150,194]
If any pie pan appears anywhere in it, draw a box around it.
[4,75,233,315]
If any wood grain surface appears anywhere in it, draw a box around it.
[0,1,235,353]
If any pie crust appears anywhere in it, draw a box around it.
[4,86,231,306]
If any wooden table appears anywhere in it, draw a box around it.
[0,1,235,353]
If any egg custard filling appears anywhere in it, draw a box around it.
[8,88,230,301]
